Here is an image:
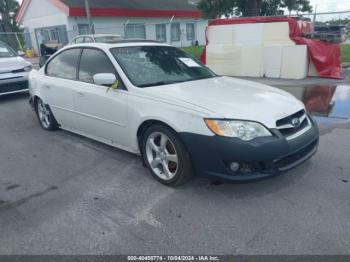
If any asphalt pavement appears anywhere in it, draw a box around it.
[0,89,349,255]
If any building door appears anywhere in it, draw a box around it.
[23,28,33,49]
[35,25,68,55]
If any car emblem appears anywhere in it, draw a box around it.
[291,118,301,128]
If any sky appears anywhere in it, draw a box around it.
[309,0,350,13]
[307,0,350,20]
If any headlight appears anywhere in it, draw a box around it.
[23,65,32,72]
[205,119,272,141]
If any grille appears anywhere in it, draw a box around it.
[276,110,312,140]
[0,81,28,94]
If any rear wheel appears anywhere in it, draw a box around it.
[35,98,58,131]
[142,124,193,186]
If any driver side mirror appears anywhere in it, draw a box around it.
[93,73,117,86]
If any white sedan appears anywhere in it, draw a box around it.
[0,41,32,96]
[29,41,319,186]
[70,34,122,45]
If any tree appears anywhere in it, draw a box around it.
[260,0,285,16]
[0,0,20,48]
[198,0,236,18]
[198,0,312,18]
[281,0,312,15]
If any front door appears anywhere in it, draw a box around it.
[73,48,128,146]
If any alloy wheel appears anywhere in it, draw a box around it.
[145,132,179,181]
[37,99,51,129]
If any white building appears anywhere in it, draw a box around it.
[16,0,208,54]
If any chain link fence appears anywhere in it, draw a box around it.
[0,19,207,57]
[1,13,348,57]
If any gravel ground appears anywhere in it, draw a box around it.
[0,89,349,255]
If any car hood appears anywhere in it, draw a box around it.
[146,77,305,128]
[0,57,30,73]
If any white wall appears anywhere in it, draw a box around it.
[67,17,208,47]
[20,0,69,52]
[20,0,208,53]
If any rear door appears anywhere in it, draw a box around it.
[41,48,82,129]
[73,48,128,146]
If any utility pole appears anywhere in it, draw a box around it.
[313,5,317,25]
[84,0,95,34]
[169,16,175,46]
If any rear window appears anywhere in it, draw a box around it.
[95,36,122,43]
[46,48,81,80]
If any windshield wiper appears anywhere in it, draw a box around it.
[192,75,218,81]
[138,80,185,88]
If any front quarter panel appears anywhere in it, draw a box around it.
[28,69,40,98]
[127,91,215,153]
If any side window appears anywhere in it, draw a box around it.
[78,48,117,85]
[84,37,93,43]
[46,48,81,80]
[75,37,84,44]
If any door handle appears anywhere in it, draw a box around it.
[76,91,85,96]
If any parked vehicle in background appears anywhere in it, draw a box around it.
[304,25,348,43]
[70,34,122,45]
[0,41,32,96]
[28,42,319,186]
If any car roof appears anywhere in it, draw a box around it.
[73,34,121,38]
[68,40,169,49]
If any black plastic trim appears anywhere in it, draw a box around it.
[179,118,319,182]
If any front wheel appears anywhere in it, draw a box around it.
[142,125,193,186]
[35,98,58,131]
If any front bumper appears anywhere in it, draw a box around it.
[180,117,319,182]
[0,74,29,96]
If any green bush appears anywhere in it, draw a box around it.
[182,46,205,60]
[341,44,350,63]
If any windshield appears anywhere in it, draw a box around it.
[110,46,216,87]
[95,36,122,43]
[0,42,17,58]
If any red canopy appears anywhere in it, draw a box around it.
[200,17,343,79]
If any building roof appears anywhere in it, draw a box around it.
[16,0,201,23]
[60,0,199,11]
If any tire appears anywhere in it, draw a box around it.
[142,124,193,186]
[35,98,58,131]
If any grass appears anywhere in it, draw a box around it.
[183,44,350,63]
[341,44,350,63]
[182,46,205,60]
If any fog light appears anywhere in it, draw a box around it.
[229,162,240,172]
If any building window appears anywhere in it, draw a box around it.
[78,24,90,35]
[156,24,166,42]
[49,29,60,42]
[171,23,181,42]
[186,23,195,41]
[125,24,146,39]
